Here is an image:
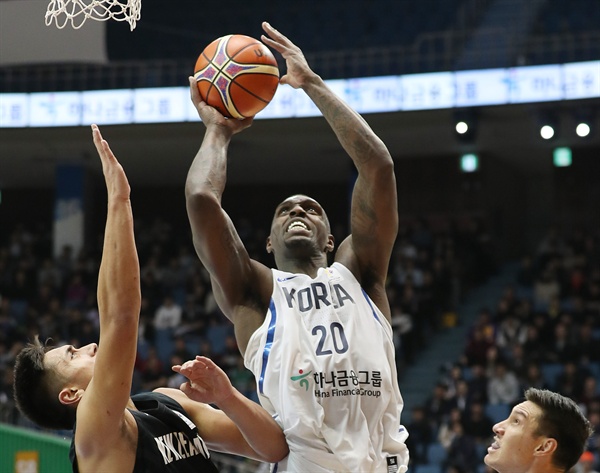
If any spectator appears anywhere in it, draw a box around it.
[521,324,546,363]
[507,344,528,380]
[533,269,561,310]
[171,335,192,363]
[555,361,587,401]
[519,362,548,393]
[160,256,188,306]
[391,304,414,368]
[587,410,600,455]
[443,421,479,473]
[425,382,454,430]
[545,321,579,363]
[516,255,535,288]
[574,323,600,363]
[466,364,489,406]
[439,407,463,449]
[443,363,465,401]
[137,346,169,391]
[450,379,472,414]
[462,401,494,445]
[487,361,520,406]
[153,294,182,330]
[405,406,434,466]
[495,313,527,361]
[573,451,600,473]
[464,326,495,367]
[579,376,600,414]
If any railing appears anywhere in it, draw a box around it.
[1,29,598,93]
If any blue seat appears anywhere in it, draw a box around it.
[426,442,447,465]
[589,362,600,379]
[541,363,564,390]
[154,327,175,365]
[484,403,511,425]
[413,465,441,473]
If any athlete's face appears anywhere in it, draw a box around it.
[267,195,333,256]
[45,343,98,400]
[484,401,548,473]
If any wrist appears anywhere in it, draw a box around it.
[212,386,241,411]
[205,125,235,143]
[300,71,323,90]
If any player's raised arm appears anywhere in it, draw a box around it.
[185,79,271,325]
[261,22,398,314]
[74,125,141,455]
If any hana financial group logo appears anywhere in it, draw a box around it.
[290,368,312,391]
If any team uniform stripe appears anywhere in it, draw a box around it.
[258,298,278,395]
[361,288,382,324]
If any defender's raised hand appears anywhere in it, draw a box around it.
[92,124,131,200]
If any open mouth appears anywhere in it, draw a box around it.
[487,440,500,453]
[286,221,309,233]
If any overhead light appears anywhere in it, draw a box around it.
[455,121,469,134]
[537,110,559,141]
[454,109,478,143]
[540,125,555,140]
[572,106,595,138]
[575,122,591,137]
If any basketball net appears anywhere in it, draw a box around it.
[45,0,141,30]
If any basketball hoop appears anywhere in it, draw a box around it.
[45,0,141,30]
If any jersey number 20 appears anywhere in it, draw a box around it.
[312,322,349,355]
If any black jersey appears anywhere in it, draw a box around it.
[69,392,220,472]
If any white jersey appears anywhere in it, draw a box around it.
[244,263,409,472]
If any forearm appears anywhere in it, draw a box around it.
[185,127,233,203]
[216,390,288,461]
[302,74,391,171]
[98,197,140,321]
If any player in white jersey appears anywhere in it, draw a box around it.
[185,21,409,472]
[245,264,408,471]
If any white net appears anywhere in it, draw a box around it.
[45,0,141,30]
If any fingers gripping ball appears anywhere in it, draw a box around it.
[194,34,279,119]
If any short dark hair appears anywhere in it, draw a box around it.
[525,388,594,471]
[13,337,76,430]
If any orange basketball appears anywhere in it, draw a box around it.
[194,34,279,119]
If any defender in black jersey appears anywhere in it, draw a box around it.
[70,392,219,473]
[14,125,288,473]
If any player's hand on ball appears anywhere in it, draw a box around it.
[261,21,314,89]
[173,355,235,405]
[189,77,253,134]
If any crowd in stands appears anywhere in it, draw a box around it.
[405,225,600,473]
[0,211,493,430]
[2,215,598,473]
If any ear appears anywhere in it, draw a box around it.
[533,437,558,458]
[59,387,84,406]
[325,234,335,253]
[266,236,273,254]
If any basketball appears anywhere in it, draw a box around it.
[194,34,280,119]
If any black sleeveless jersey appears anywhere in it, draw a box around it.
[69,392,220,472]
